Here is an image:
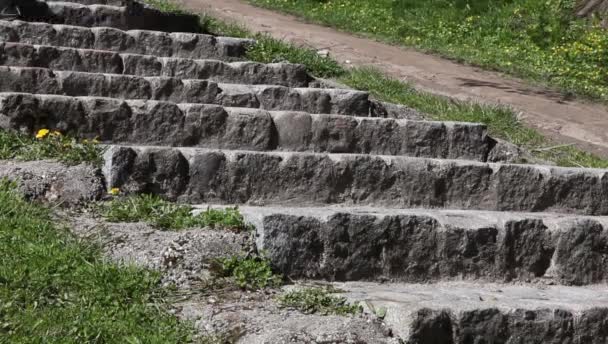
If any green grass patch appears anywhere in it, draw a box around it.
[0,179,197,342]
[245,36,345,78]
[278,287,361,316]
[101,194,251,231]
[213,256,282,291]
[0,129,104,167]
[249,0,608,102]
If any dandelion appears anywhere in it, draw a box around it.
[109,188,120,196]
[35,129,50,139]
[50,131,62,137]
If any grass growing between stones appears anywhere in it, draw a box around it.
[213,256,283,291]
[102,194,251,231]
[0,129,104,167]
[0,180,196,342]
[139,0,608,168]
[278,287,361,316]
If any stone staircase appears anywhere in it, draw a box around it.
[2,1,608,342]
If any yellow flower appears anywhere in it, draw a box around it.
[50,131,62,137]
[35,129,50,139]
[109,188,120,196]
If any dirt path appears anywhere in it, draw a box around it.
[178,0,608,158]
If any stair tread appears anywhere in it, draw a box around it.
[334,281,608,340]
[340,280,608,312]
[197,203,608,221]
[109,143,607,173]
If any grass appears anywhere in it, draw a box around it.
[0,129,104,167]
[278,287,361,316]
[249,0,608,102]
[213,256,283,291]
[101,194,251,231]
[0,179,197,342]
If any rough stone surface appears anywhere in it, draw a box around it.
[104,146,608,215]
[2,1,608,340]
[0,20,253,59]
[218,83,372,117]
[222,205,608,285]
[338,281,608,343]
[0,42,311,86]
[46,0,126,5]
[0,67,370,116]
[0,159,105,205]
[0,92,492,160]
[371,100,426,120]
[19,1,202,33]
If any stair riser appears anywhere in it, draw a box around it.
[408,308,607,343]
[0,93,491,160]
[0,43,310,86]
[0,20,252,60]
[21,1,201,33]
[0,67,370,116]
[103,147,608,215]
[218,84,372,117]
[247,209,608,284]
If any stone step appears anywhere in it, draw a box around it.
[45,0,125,5]
[218,205,608,285]
[0,20,253,60]
[0,93,491,161]
[0,67,372,116]
[102,145,608,215]
[0,42,310,86]
[335,281,608,343]
[20,1,202,33]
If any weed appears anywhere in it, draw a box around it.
[101,194,251,231]
[278,287,361,316]
[0,179,196,342]
[214,256,283,291]
[0,129,104,166]
[245,35,345,78]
